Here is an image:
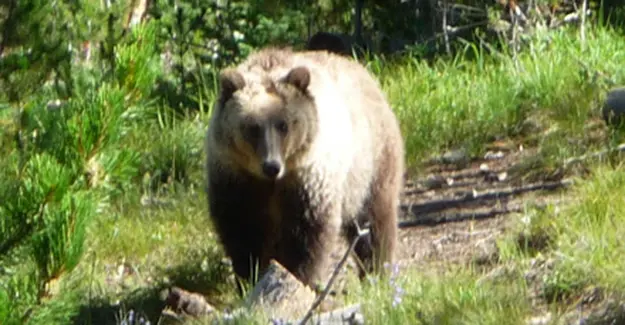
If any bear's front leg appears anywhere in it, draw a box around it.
[278,196,342,289]
[206,172,271,291]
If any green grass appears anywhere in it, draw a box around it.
[554,166,625,292]
[25,188,238,324]
[504,162,625,296]
[4,22,625,325]
[353,267,531,325]
[376,27,625,170]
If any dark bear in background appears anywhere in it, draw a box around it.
[602,87,625,127]
[306,31,353,56]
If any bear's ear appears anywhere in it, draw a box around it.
[283,66,310,92]
[219,69,246,101]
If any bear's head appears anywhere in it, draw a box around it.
[213,66,318,181]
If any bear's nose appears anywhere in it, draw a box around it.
[262,160,282,178]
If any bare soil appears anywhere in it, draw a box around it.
[395,142,569,270]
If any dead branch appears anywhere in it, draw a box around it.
[580,0,587,47]
[442,0,451,56]
[308,303,364,325]
[298,221,367,325]
[564,143,625,168]
[125,0,150,29]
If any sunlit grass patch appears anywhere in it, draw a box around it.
[500,162,625,309]
[345,265,531,325]
[549,165,625,293]
[371,27,625,169]
[46,188,240,324]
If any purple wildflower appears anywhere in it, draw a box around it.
[270,318,289,325]
[386,262,404,308]
[127,310,134,324]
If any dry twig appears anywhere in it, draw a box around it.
[298,220,367,325]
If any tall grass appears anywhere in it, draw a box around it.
[373,27,625,168]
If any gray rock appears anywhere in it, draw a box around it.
[441,148,470,167]
[422,174,447,189]
[484,151,505,160]
[162,287,215,317]
[563,298,625,325]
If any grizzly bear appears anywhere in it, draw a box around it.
[204,47,404,290]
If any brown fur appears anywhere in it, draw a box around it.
[205,46,404,290]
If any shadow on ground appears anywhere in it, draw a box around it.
[71,257,236,325]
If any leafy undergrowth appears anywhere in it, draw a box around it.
[3,21,625,325]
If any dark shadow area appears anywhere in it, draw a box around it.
[73,288,167,325]
[71,254,235,325]
[602,0,625,33]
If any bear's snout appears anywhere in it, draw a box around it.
[261,160,283,179]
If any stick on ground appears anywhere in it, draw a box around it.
[298,221,367,325]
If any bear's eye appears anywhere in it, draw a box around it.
[276,120,288,134]
[244,123,261,139]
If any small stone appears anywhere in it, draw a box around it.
[423,175,446,189]
[484,151,505,160]
[441,148,470,166]
[526,313,552,325]
[245,260,317,322]
[162,287,215,317]
[484,172,499,182]
[476,265,514,285]
[46,99,64,111]
[520,117,543,135]
[479,163,490,172]
[472,239,499,265]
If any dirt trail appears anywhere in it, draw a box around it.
[317,141,571,303]
[394,143,569,270]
